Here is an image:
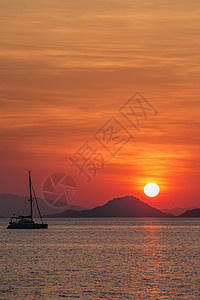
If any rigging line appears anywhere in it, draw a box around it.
[32,184,44,224]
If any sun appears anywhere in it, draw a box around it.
[144,183,160,197]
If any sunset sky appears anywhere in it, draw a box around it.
[0,0,199,210]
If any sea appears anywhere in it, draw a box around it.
[0,218,199,299]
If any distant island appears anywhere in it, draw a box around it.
[45,195,174,218]
[178,208,200,218]
[1,194,199,218]
[161,206,197,216]
[0,193,86,218]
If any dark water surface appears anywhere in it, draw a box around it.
[0,218,199,299]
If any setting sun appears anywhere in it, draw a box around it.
[144,183,160,197]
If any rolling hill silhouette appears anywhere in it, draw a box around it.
[46,195,173,218]
[178,208,200,217]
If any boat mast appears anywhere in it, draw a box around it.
[32,187,44,224]
[29,171,33,221]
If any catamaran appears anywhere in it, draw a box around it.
[7,171,48,229]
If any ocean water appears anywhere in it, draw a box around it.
[0,218,199,299]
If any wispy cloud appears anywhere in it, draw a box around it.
[0,0,199,207]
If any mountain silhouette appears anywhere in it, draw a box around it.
[45,195,173,218]
[0,193,86,217]
[178,208,200,217]
[161,206,197,216]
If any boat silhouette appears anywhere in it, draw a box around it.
[7,171,48,229]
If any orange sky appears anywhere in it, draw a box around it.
[0,0,200,210]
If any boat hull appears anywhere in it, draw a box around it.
[7,223,48,229]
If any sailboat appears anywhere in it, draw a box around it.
[7,171,48,229]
